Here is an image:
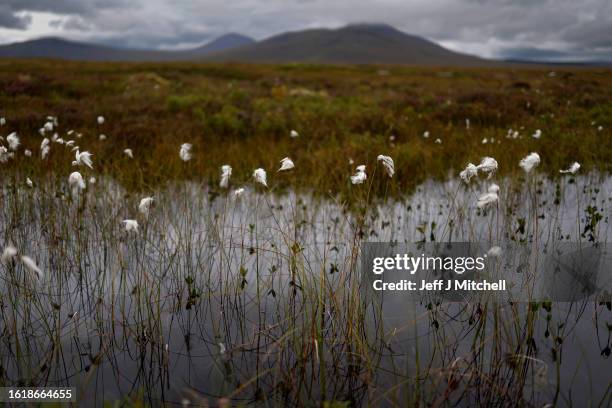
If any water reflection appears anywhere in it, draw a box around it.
[0,174,610,406]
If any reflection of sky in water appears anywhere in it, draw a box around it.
[0,174,610,405]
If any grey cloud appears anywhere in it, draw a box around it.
[62,17,92,32]
[1,0,124,16]
[0,5,32,29]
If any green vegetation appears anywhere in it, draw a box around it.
[1,60,610,196]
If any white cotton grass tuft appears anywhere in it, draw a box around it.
[20,255,44,279]
[179,143,192,162]
[1,245,17,263]
[434,138,442,144]
[233,187,245,198]
[466,118,470,130]
[0,117,5,126]
[220,165,232,188]
[41,138,50,159]
[377,155,394,177]
[519,152,541,173]
[278,157,295,172]
[89,177,96,184]
[124,148,134,158]
[253,168,267,186]
[532,129,542,139]
[72,150,93,168]
[423,131,430,138]
[139,197,154,216]
[6,132,20,150]
[26,178,33,188]
[290,129,299,138]
[122,219,139,232]
[487,246,503,257]
[68,171,86,192]
[350,165,367,185]
[97,116,105,125]
[99,134,107,141]
[476,157,498,178]
[560,162,580,174]
[459,163,478,184]
[0,146,10,163]
[477,184,500,209]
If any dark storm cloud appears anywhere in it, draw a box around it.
[0,5,32,29]
[1,0,123,16]
[0,0,610,61]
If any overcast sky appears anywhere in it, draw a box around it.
[0,0,610,61]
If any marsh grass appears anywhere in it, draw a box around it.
[0,171,610,406]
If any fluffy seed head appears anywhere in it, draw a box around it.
[459,163,478,184]
[41,138,50,159]
[20,255,43,279]
[377,155,395,177]
[253,168,267,186]
[179,143,192,162]
[476,157,498,178]
[220,165,232,188]
[560,162,580,174]
[278,157,295,172]
[351,165,367,185]
[139,197,154,216]
[6,132,20,150]
[519,152,541,173]
[122,219,139,232]
[233,187,245,198]
[1,245,17,263]
[68,171,86,191]
[73,150,93,169]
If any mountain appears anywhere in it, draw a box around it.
[0,24,490,65]
[0,37,162,61]
[0,34,255,61]
[206,24,489,66]
[189,33,254,55]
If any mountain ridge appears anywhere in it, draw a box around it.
[0,24,490,65]
[204,24,489,66]
[0,34,255,61]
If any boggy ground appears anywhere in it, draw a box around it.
[0,60,610,197]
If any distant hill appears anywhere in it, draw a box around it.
[206,24,489,66]
[0,37,160,61]
[0,24,491,65]
[189,33,254,55]
[0,34,255,61]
